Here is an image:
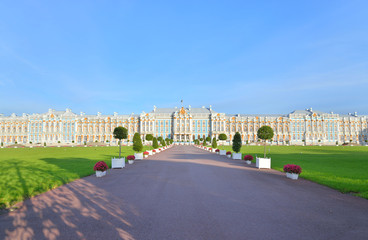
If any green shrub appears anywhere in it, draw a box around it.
[146,134,153,141]
[152,137,159,149]
[212,137,217,149]
[206,136,211,142]
[232,132,242,153]
[133,133,143,152]
[219,134,227,141]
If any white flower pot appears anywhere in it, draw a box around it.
[96,170,106,177]
[211,149,216,152]
[148,150,153,155]
[286,172,299,180]
[144,155,148,158]
[227,155,231,158]
[111,157,125,169]
[128,160,134,164]
[219,150,226,155]
[134,152,143,160]
[245,160,251,164]
[232,153,242,160]
[256,157,271,169]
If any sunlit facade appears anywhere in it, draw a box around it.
[0,106,367,145]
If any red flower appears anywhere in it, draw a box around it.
[226,151,232,155]
[127,155,135,160]
[215,149,220,152]
[143,151,149,155]
[243,155,253,161]
[283,164,302,174]
[93,161,108,171]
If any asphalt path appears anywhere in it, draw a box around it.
[1,145,368,240]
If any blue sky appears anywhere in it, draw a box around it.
[1,0,367,115]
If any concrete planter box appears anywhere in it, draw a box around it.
[134,152,143,160]
[232,153,242,160]
[96,171,106,177]
[286,172,299,180]
[256,157,271,169]
[111,157,125,168]
[219,150,226,155]
[211,149,216,152]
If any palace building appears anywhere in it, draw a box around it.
[0,106,367,146]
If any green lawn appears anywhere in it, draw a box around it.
[218,145,368,199]
[0,146,153,209]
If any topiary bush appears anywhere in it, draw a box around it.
[257,126,274,158]
[133,133,143,152]
[232,132,242,153]
[212,137,217,149]
[152,137,159,149]
[113,126,128,158]
[146,134,153,141]
[219,134,227,141]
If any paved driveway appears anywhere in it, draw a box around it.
[1,146,368,239]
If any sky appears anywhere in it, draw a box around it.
[0,0,368,116]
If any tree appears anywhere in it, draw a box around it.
[133,133,143,152]
[212,137,217,149]
[203,138,207,146]
[219,134,227,141]
[152,137,159,149]
[146,134,153,141]
[165,138,170,145]
[257,126,274,158]
[114,126,128,158]
[206,136,211,142]
[157,136,163,142]
[232,132,242,153]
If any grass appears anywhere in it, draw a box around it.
[218,145,368,199]
[0,145,153,209]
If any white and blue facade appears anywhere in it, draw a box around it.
[0,106,367,145]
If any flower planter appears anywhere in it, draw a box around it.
[96,170,106,177]
[245,160,251,164]
[128,160,134,164]
[134,152,143,160]
[256,157,271,169]
[144,155,148,158]
[227,155,231,158]
[111,157,125,169]
[286,172,299,180]
[232,153,242,160]
[148,150,153,155]
[219,150,226,155]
